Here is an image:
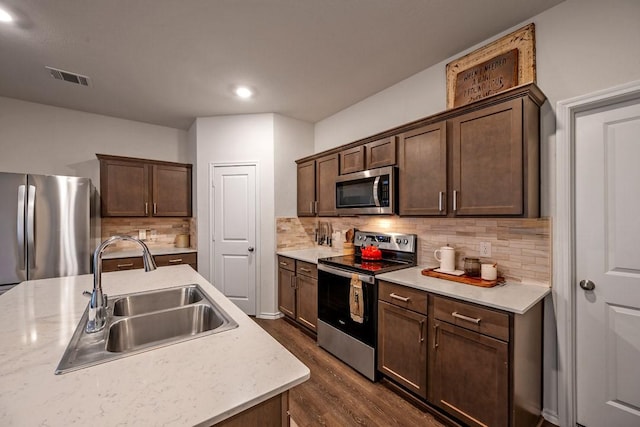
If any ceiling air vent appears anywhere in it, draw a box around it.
[45,66,90,87]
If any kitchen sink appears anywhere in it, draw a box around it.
[55,284,238,374]
[112,285,204,316]
[107,304,223,352]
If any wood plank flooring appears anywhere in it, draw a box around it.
[253,317,444,427]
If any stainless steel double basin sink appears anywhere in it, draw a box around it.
[56,284,238,374]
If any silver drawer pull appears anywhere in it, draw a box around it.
[168,259,183,263]
[279,261,289,266]
[117,263,134,268]
[390,293,410,302]
[452,311,481,324]
[299,268,311,273]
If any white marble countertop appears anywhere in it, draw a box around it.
[276,246,342,264]
[0,265,309,426]
[102,246,197,259]
[377,266,550,314]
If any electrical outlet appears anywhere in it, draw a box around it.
[138,229,147,240]
[479,241,491,257]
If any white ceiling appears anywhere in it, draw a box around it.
[0,0,564,130]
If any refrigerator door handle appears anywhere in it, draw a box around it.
[27,185,36,269]
[17,185,26,270]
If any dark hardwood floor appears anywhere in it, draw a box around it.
[253,317,443,427]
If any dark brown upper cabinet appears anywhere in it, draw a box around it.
[398,122,447,216]
[97,154,192,217]
[365,136,396,169]
[296,154,339,217]
[450,96,538,216]
[339,146,365,175]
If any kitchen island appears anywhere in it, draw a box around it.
[0,265,309,426]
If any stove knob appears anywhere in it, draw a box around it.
[402,239,409,245]
[396,238,401,244]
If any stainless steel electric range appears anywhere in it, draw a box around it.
[316,230,417,380]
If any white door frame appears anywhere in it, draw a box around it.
[209,161,260,315]
[554,79,640,427]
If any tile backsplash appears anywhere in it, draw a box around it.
[101,217,196,252]
[277,216,551,287]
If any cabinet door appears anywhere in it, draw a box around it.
[100,159,150,217]
[339,146,365,174]
[315,154,339,216]
[378,301,428,398]
[451,98,523,216]
[297,160,316,216]
[152,164,192,217]
[398,122,447,215]
[430,320,508,427]
[295,274,317,332]
[278,267,296,319]
[366,137,396,169]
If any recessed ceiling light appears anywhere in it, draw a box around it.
[0,8,13,22]
[234,86,253,99]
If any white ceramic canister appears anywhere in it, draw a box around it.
[481,263,498,281]
[434,246,456,272]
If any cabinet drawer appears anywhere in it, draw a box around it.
[102,257,144,272]
[296,261,317,279]
[379,280,428,316]
[278,256,295,272]
[154,252,197,267]
[433,295,510,341]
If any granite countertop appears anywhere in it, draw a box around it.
[377,266,550,314]
[102,246,198,259]
[0,265,309,426]
[276,246,342,264]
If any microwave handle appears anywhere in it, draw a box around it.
[372,176,381,207]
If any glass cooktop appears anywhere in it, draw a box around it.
[318,255,412,274]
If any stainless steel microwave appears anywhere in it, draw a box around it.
[335,166,396,215]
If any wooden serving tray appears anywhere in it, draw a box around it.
[421,268,503,288]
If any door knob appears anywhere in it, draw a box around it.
[579,279,595,291]
[248,247,255,252]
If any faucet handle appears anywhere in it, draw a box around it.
[82,290,92,297]
[103,294,108,307]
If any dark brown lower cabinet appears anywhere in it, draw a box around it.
[101,252,197,272]
[277,256,317,333]
[295,272,317,332]
[378,301,428,398]
[430,320,508,427]
[214,390,289,426]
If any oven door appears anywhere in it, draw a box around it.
[317,263,377,347]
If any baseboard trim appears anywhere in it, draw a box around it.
[541,408,559,426]
[256,312,284,320]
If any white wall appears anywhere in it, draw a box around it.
[274,114,314,217]
[312,0,640,421]
[193,114,277,317]
[0,97,188,185]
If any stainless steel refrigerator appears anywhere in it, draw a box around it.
[0,172,92,295]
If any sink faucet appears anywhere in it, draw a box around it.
[86,235,157,333]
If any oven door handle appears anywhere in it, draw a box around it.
[318,263,375,284]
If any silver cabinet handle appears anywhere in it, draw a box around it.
[314,201,318,214]
[168,258,183,263]
[390,293,410,302]
[309,201,314,214]
[153,203,157,215]
[438,191,444,212]
[279,261,288,267]
[453,190,458,211]
[17,185,26,270]
[299,267,311,273]
[452,311,481,324]
[145,202,149,215]
[419,319,425,343]
[117,263,134,268]
[433,323,439,349]
[26,185,36,269]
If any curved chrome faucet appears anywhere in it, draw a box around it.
[86,235,157,333]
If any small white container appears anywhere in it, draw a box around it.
[481,263,498,281]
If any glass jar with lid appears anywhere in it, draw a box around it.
[463,257,481,277]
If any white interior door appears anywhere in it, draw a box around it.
[212,164,257,315]
[575,97,640,426]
